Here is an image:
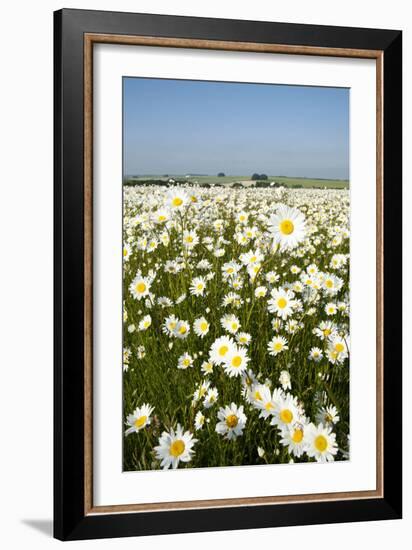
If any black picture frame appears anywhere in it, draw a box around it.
[54,8,402,541]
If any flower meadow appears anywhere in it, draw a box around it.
[122,185,350,471]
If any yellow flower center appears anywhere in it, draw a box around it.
[158,215,166,222]
[182,359,190,367]
[323,328,331,337]
[279,219,294,235]
[314,435,328,452]
[335,343,345,353]
[277,297,287,309]
[196,284,203,291]
[200,322,208,331]
[186,236,194,243]
[170,439,185,457]
[179,325,187,334]
[134,415,147,429]
[265,402,274,411]
[254,391,262,401]
[172,197,183,207]
[292,428,304,443]
[280,409,293,424]
[274,342,283,351]
[226,414,238,428]
[227,268,234,274]
[136,282,146,293]
[219,345,229,356]
[325,279,334,288]
[123,248,128,257]
[231,322,238,331]
[231,355,242,367]
[250,256,257,263]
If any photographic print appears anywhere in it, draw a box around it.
[122,77,350,471]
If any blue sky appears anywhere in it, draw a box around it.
[123,77,349,179]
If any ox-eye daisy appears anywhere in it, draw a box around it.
[252,385,282,419]
[129,275,151,301]
[123,243,132,262]
[268,288,296,320]
[194,411,205,431]
[216,403,247,440]
[267,335,288,356]
[173,320,190,339]
[222,346,249,377]
[138,315,152,331]
[209,336,236,365]
[271,394,300,429]
[124,403,154,435]
[221,314,241,334]
[268,205,306,250]
[203,387,219,408]
[279,370,292,390]
[309,347,323,362]
[201,361,214,375]
[190,276,207,297]
[305,423,338,463]
[194,317,210,338]
[154,424,197,470]
[316,405,340,426]
[236,332,251,346]
[178,353,194,370]
[166,188,189,211]
[280,421,309,458]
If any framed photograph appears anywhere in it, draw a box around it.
[54,8,402,541]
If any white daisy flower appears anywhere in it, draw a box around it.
[173,320,190,339]
[209,336,236,365]
[190,276,207,296]
[215,403,247,440]
[166,188,189,211]
[177,352,194,369]
[267,287,296,320]
[124,403,154,435]
[316,404,340,426]
[194,411,205,431]
[271,393,300,430]
[280,421,309,458]
[201,361,214,375]
[268,205,306,250]
[138,315,152,331]
[305,423,338,463]
[267,335,289,356]
[203,387,219,408]
[154,424,197,469]
[222,346,249,377]
[220,313,241,334]
[193,317,210,338]
[279,370,292,390]
[309,347,324,362]
[129,275,151,301]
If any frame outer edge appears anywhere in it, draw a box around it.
[54,8,402,540]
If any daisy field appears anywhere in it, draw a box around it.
[122,184,350,470]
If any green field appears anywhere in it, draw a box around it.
[125,175,349,189]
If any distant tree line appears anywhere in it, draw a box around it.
[251,173,268,180]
